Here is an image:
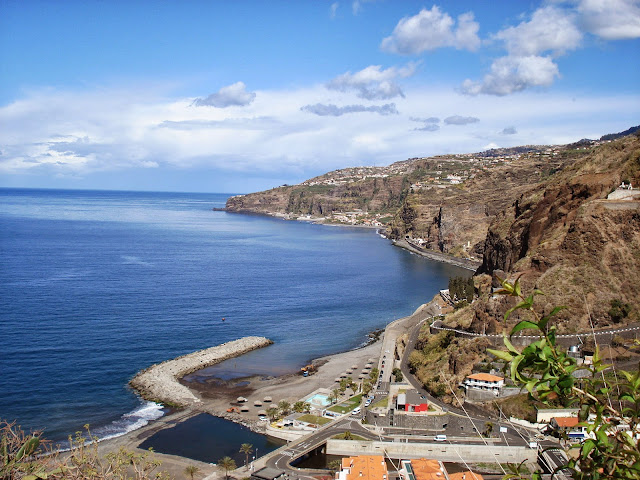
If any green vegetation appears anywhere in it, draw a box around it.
[448,276,474,303]
[327,394,363,414]
[217,457,236,480]
[489,277,640,479]
[239,443,253,469]
[0,422,168,480]
[332,431,366,441]
[392,367,403,382]
[184,464,200,480]
[609,299,632,323]
[296,415,332,426]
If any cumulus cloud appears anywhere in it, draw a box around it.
[501,126,518,135]
[192,82,256,108]
[444,115,480,125]
[326,63,417,100]
[461,55,560,96]
[380,6,480,54]
[300,103,398,116]
[493,6,583,56]
[461,5,582,96]
[575,0,640,39]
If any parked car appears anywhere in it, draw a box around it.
[434,435,447,442]
[351,407,361,415]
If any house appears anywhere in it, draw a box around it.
[448,472,484,480]
[337,455,388,480]
[399,459,448,480]
[396,390,429,413]
[548,416,589,441]
[536,408,579,424]
[251,467,286,480]
[463,373,504,394]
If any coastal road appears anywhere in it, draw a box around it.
[263,418,378,478]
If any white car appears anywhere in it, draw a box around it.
[434,435,447,442]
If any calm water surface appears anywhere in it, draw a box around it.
[0,188,469,442]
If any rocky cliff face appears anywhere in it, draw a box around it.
[387,154,570,259]
[471,135,640,330]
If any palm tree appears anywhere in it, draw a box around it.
[293,401,309,413]
[278,400,291,416]
[239,443,253,470]
[266,407,279,422]
[331,388,341,404]
[184,465,200,480]
[217,456,236,480]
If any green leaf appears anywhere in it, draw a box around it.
[487,348,514,362]
[15,437,39,462]
[510,320,539,337]
[581,439,596,457]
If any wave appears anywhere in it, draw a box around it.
[93,401,165,442]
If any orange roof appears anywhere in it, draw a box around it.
[410,459,446,480]
[341,456,387,480]
[449,472,484,480]
[553,417,579,427]
[467,373,504,382]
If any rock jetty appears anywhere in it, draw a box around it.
[129,336,273,407]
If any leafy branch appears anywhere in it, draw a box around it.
[488,277,640,479]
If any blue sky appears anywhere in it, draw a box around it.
[1,1,639,193]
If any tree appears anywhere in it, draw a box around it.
[392,367,403,382]
[184,464,200,480]
[483,421,493,438]
[239,443,253,470]
[331,388,341,404]
[266,407,279,422]
[293,401,309,413]
[277,400,291,416]
[217,456,236,480]
[488,277,640,479]
[362,380,373,397]
[328,459,342,478]
[369,368,379,383]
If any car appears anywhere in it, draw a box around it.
[364,399,372,407]
[433,435,447,442]
[351,407,361,415]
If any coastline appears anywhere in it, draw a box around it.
[96,296,445,477]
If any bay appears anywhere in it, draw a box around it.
[0,188,469,442]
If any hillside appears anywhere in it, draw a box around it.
[408,133,640,406]
[225,145,572,260]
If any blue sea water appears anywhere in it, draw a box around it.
[0,188,469,443]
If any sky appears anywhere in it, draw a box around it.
[1,1,639,193]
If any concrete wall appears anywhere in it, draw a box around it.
[326,439,536,463]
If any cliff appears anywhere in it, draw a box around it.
[455,134,640,333]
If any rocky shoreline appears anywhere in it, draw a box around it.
[129,336,273,407]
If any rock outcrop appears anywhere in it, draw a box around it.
[129,337,273,407]
[471,134,640,330]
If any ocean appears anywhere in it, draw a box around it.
[0,188,469,443]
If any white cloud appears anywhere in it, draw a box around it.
[326,63,417,100]
[575,0,640,39]
[493,6,583,56]
[192,82,256,108]
[330,2,338,19]
[444,115,480,125]
[461,55,560,96]
[380,6,480,54]
[1,84,638,187]
[300,103,398,116]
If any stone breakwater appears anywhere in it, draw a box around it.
[129,336,273,407]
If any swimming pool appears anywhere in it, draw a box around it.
[307,393,331,407]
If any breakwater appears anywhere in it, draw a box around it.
[129,337,273,407]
